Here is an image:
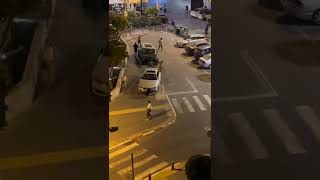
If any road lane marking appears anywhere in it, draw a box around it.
[142,130,155,136]
[109,143,139,160]
[214,93,277,102]
[117,155,158,176]
[203,95,211,106]
[135,162,169,180]
[192,96,207,111]
[109,140,132,151]
[240,50,278,96]
[229,113,270,159]
[109,105,167,116]
[0,146,106,170]
[296,105,320,142]
[166,91,197,95]
[262,109,306,154]
[109,149,148,168]
[171,98,184,114]
[186,77,198,92]
[148,161,186,180]
[182,97,195,112]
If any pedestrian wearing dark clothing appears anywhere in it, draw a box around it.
[171,19,175,27]
[138,35,141,46]
[133,42,138,53]
[205,24,209,36]
[186,5,189,13]
[146,101,152,120]
[145,88,151,96]
[158,38,163,52]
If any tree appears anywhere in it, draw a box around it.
[185,154,211,180]
[145,7,159,17]
[109,14,128,39]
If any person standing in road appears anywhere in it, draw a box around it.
[133,42,138,54]
[158,38,163,52]
[185,5,189,13]
[138,35,141,46]
[146,101,152,120]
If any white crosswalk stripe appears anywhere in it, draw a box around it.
[296,105,320,142]
[229,113,270,159]
[109,143,139,160]
[169,95,210,114]
[109,142,169,179]
[109,149,148,168]
[135,162,169,180]
[203,95,211,106]
[117,155,158,176]
[192,96,207,111]
[182,97,195,112]
[171,98,184,114]
[263,109,306,154]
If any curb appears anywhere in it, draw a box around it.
[109,109,176,148]
[148,161,186,180]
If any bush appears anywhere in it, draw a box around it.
[109,39,127,67]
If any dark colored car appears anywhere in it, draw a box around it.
[185,42,210,56]
[192,45,211,63]
[135,43,159,65]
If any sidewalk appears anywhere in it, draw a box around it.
[151,161,187,180]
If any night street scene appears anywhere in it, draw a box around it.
[2,0,320,179]
[108,0,211,179]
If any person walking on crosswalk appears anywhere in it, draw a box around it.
[147,101,152,120]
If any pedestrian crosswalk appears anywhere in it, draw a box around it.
[109,142,169,180]
[216,105,320,164]
[169,94,211,114]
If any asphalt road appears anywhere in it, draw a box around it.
[214,0,320,179]
[0,0,107,179]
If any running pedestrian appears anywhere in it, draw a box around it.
[146,101,152,120]
[133,42,138,53]
[158,38,163,52]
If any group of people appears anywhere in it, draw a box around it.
[133,36,163,54]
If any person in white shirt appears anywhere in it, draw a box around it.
[146,101,152,120]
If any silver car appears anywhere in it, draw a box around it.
[280,0,320,24]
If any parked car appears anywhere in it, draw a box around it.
[193,45,211,60]
[185,41,210,55]
[135,43,159,65]
[138,68,161,93]
[280,0,320,24]
[197,9,211,20]
[198,53,212,69]
[175,25,189,37]
[176,34,207,48]
[190,8,203,18]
